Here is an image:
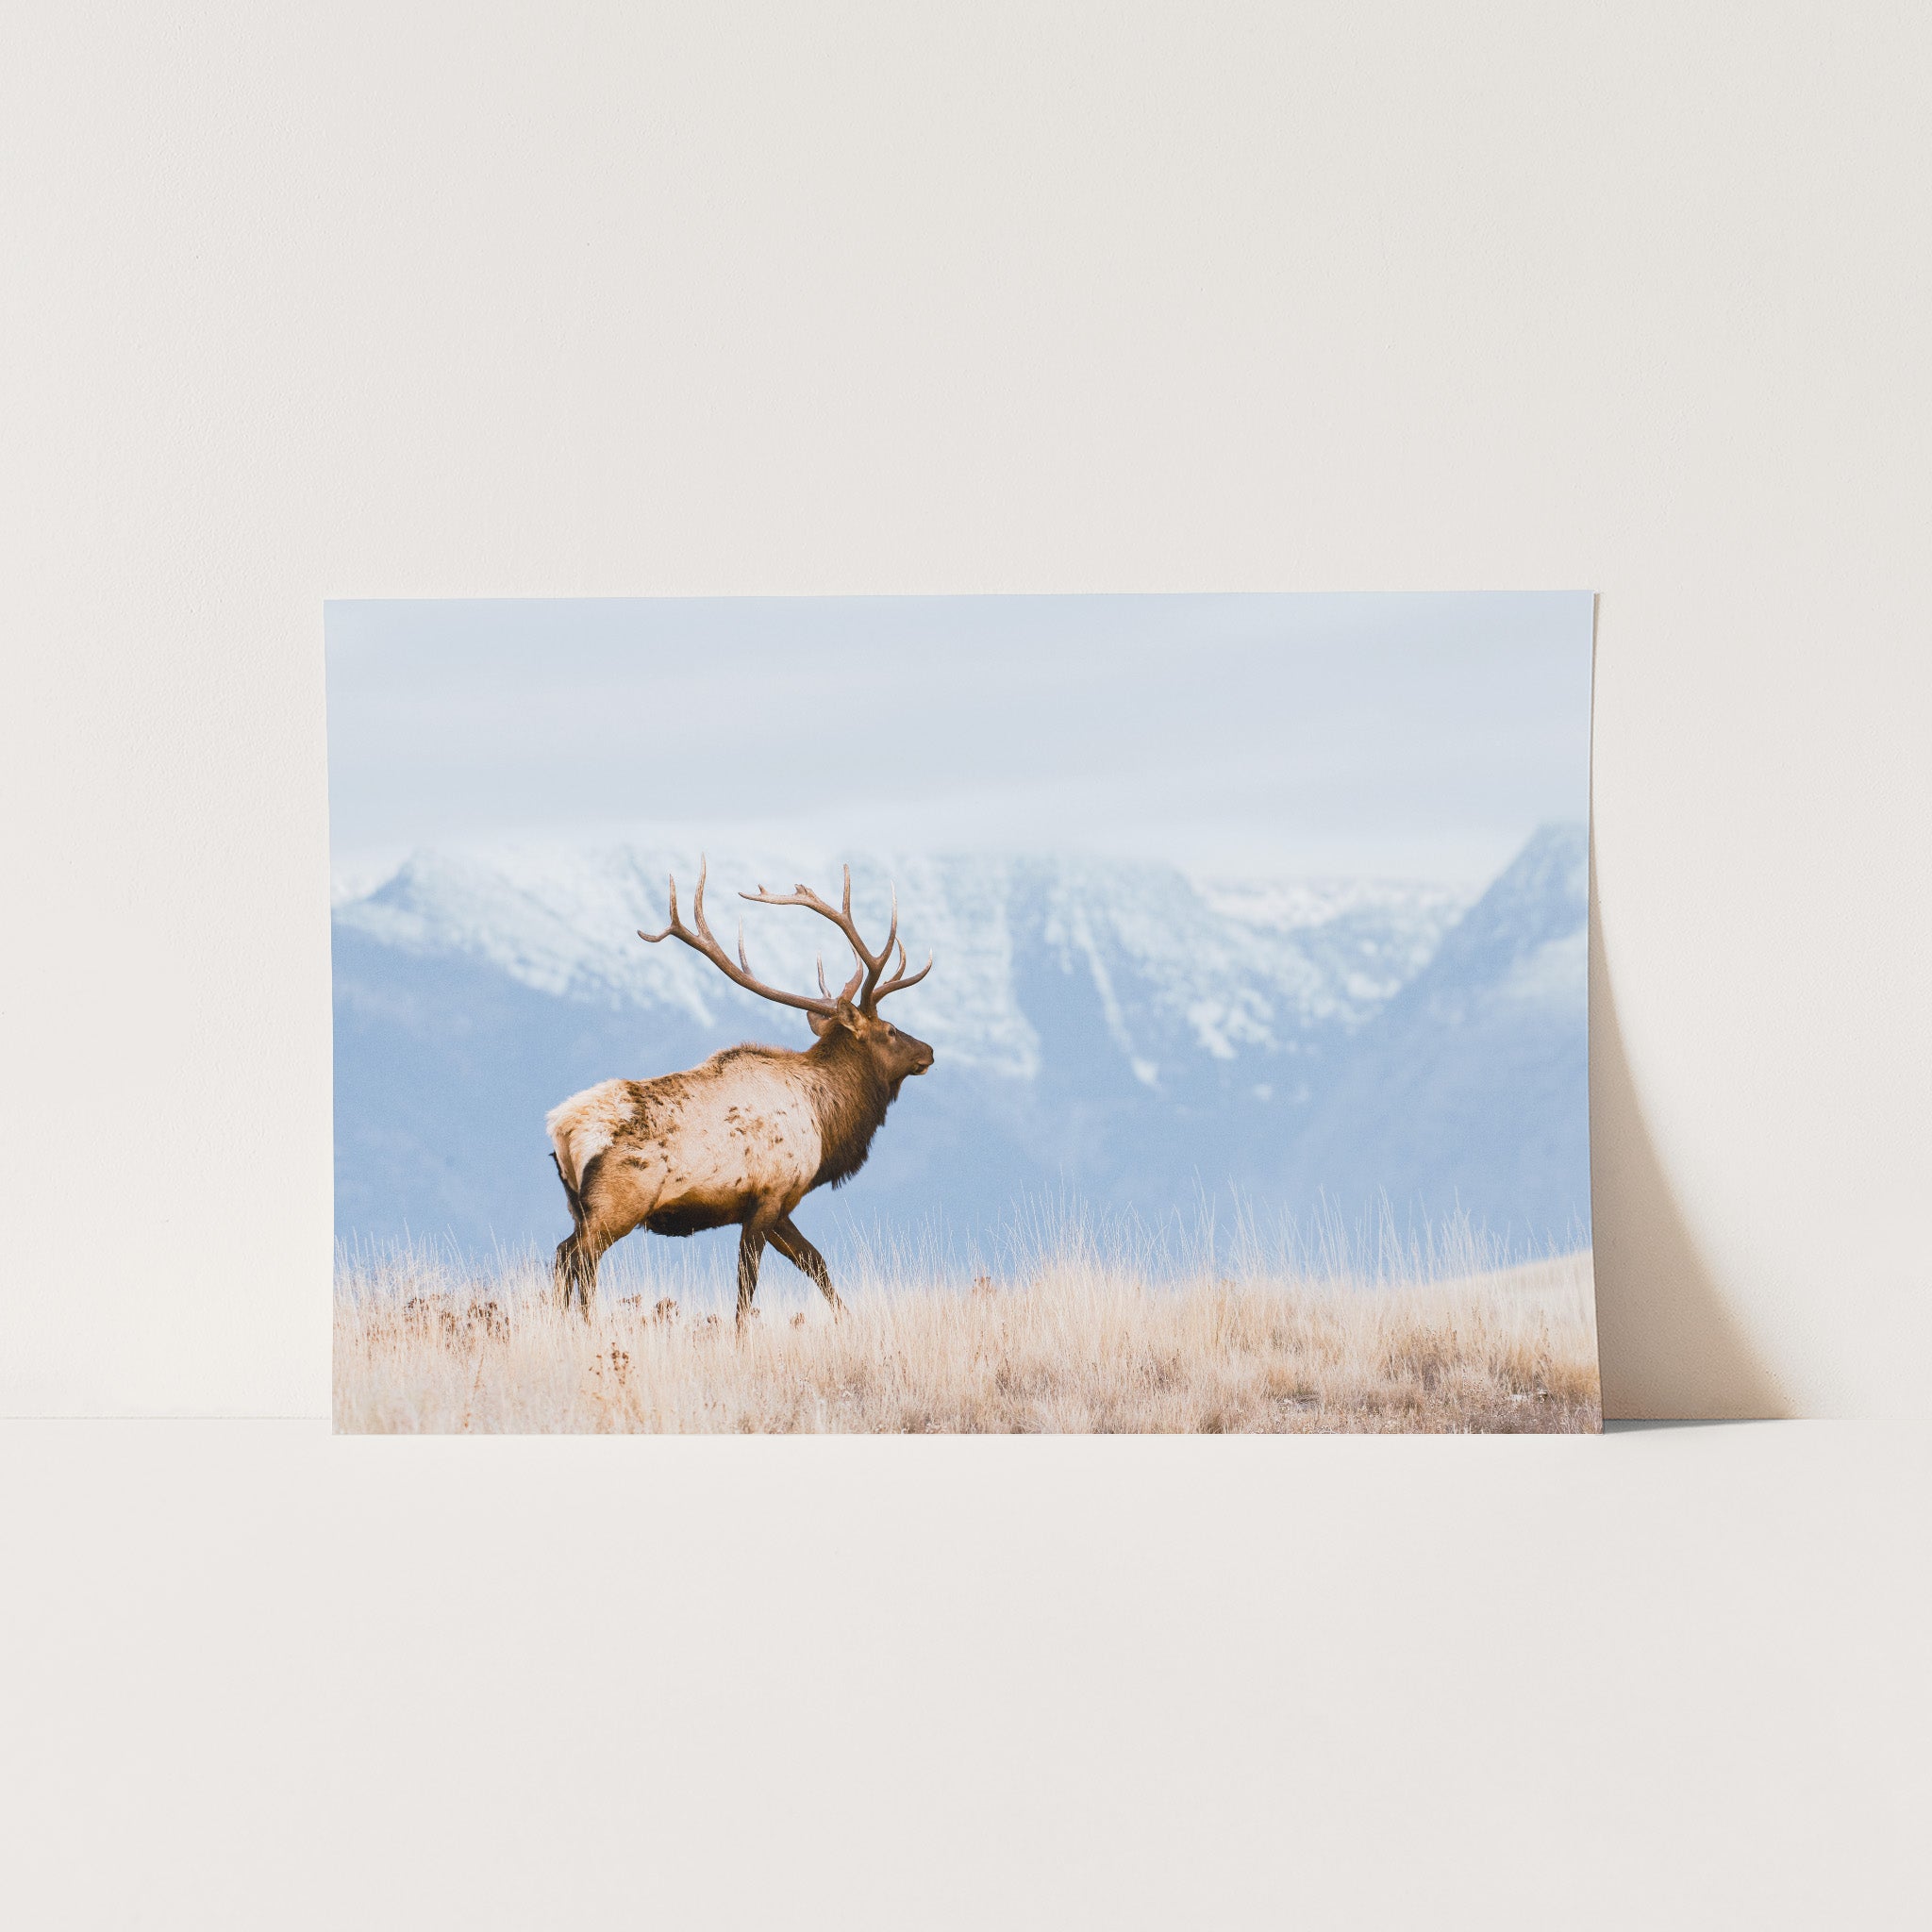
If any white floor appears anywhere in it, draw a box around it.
[3,1420,1925,1928]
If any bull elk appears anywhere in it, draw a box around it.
[546,860,935,1324]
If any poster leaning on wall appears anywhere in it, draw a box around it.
[327,592,1599,1433]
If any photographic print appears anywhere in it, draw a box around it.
[329,594,1599,1432]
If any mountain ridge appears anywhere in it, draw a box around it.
[331,825,1589,1261]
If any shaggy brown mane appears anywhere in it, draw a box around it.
[805,1024,895,1190]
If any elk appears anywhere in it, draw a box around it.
[546,860,935,1324]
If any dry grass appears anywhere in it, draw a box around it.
[333,1239,1601,1434]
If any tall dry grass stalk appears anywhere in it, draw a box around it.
[334,1236,1601,1434]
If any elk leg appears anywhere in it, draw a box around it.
[552,1235,582,1311]
[555,1226,614,1318]
[554,1235,592,1315]
[736,1222,768,1330]
[552,1150,592,1314]
[770,1216,843,1315]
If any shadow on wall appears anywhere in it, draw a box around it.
[1589,828,1790,1419]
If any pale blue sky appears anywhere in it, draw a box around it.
[326,592,1593,883]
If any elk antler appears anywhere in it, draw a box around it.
[639,858,848,1016]
[739,865,933,1013]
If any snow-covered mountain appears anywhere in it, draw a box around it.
[331,825,1589,1259]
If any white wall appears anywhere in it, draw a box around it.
[2,3,1926,1416]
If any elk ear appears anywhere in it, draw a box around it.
[808,1009,834,1037]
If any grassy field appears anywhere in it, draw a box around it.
[334,1237,1601,1434]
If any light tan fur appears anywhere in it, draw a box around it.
[547,1055,824,1230]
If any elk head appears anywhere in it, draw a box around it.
[638,858,935,1090]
